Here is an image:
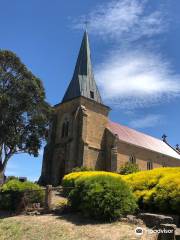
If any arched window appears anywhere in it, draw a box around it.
[65,121,69,137]
[61,122,66,138]
[129,154,136,164]
[162,162,166,167]
[147,161,153,170]
[61,120,69,138]
[90,91,94,99]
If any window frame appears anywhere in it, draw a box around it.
[129,154,136,164]
[147,161,153,170]
[90,91,94,99]
[61,120,69,138]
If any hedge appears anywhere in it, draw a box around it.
[62,171,121,196]
[123,167,180,214]
[0,179,45,211]
[68,174,137,221]
[62,167,180,214]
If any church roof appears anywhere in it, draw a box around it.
[62,30,102,104]
[108,121,180,160]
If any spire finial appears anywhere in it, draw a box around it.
[83,19,90,32]
[62,22,102,104]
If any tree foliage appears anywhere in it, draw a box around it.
[0,50,51,173]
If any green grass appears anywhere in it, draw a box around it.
[0,218,68,240]
[0,214,141,240]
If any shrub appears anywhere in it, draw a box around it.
[68,175,137,221]
[153,173,180,213]
[0,179,44,211]
[119,162,139,175]
[5,176,19,182]
[71,166,93,172]
[55,199,70,213]
[63,167,180,215]
[123,167,180,214]
[62,171,86,196]
[62,171,121,197]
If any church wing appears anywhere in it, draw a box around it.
[108,121,180,160]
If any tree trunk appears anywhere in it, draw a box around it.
[0,161,4,185]
[0,146,11,183]
[0,145,4,182]
[0,156,10,184]
[0,169,5,184]
[0,145,2,166]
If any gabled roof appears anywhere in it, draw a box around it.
[62,30,102,104]
[108,121,180,160]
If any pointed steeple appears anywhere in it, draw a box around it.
[62,31,102,104]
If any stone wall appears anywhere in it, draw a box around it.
[40,96,180,186]
[105,133,180,172]
[40,96,110,185]
[79,97,110,170]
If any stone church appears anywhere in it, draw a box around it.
[39,31,180,186]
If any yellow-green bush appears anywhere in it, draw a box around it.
[123,167,180,214]
[0,179,45,211]
[62,171,121,196]
[68,174,137,221]
[62,167,180,214]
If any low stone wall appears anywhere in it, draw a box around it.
[138,213,180,240]
[138,213,174,228]
[157,224,176,240]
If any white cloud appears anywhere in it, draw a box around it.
[95,49,180,109]
[75,0,180,109]
[128,114,163,128]
[75,0,167,41]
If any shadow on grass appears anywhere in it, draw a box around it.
[0,209,113,226]
[0,210,17,219]
[52,210,114,226]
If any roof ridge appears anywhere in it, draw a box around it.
[109,120,163,143]
[108,120,180,160]
[163,140,180,155]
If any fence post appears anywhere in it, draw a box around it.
[45,185,52,211]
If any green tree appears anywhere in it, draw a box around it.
[0,50,51,176]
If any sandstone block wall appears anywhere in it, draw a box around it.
[115,139,180,171]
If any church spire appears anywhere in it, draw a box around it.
[62,30,102,104]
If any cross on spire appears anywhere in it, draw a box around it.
[62,30,102,104]
[162,134,167,142]
[83,19,90,31]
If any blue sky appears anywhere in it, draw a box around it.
[0,0,180,181]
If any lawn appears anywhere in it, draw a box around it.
[0,213,151,240]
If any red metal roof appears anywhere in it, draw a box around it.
[108,121,180,160]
